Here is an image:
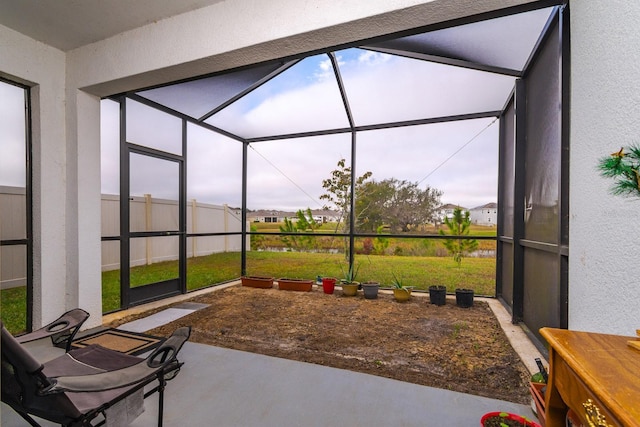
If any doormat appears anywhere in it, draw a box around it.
[68,329,164,356]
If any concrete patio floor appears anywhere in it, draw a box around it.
[2,286,543,426]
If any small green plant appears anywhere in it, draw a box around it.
[531,372,546,383]
[451,321,468,339]
[279,208,320,251]
[249,224,266,251]
[390,271,406,289]
[340,262,360,283]
[439,207,478,267]
[373,225,390,255]
[484,412,535,427]
[598,145,640,198]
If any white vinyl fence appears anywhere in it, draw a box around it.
[0,186,27,290]
[1,187,247,289]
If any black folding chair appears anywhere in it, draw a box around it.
[2,322,190,426]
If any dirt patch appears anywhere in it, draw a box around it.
[109,285,531,404]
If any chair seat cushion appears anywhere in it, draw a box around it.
[42,345,144,415]
[43,345,142,377]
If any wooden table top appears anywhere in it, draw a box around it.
[540,327,640,426]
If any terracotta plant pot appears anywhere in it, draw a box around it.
[362,282,379,299]
[322,277,337,294]
[480,411,541,427]
[455,288,474,308]
[277,278,313,292]
[393,287,412,302]
[428,285,446,306]
[241,276,274,289]
[529,382,546,426]
[341,282,359,297]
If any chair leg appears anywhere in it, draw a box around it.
[157,372,166,427]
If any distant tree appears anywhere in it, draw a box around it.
[355,180,395,232]
[356,178,442,233]
[384,179,442,233]
[439,207,478,266]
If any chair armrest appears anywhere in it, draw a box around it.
[16,308,90,351]
[147,326,191,368]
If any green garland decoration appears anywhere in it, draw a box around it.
[598,145,640,198]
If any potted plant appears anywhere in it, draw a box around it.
[455,288,474,308]
[391,273,412,302]
[361,281,379,299]
[321,277,337,294]
[241,276,274,289]
[529,358,547,424]
[480,411,541,427]
[277,277,314,292]
[340,262,360,297]
[428,285,446,306]
[529,382,546,424]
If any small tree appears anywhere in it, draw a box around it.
[373,225,390,255]
[320,158,372,233]
[439,207,478,266]
[249,224,266,251]
[320,158,372,260]
[279,208,319,251]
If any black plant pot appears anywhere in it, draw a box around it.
[362,282,379,299]
[428,285,446,306]
[455,288,474,308]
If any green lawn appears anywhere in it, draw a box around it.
[1,250,495,334]
[245,251,495,295]
[0,286,27,334]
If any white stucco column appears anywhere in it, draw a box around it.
[65,89,103,328]
[0,24,68,327]
[569,2,640,335]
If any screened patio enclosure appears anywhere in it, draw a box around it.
[101,2,568,344]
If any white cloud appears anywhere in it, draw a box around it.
[357,50,391,65]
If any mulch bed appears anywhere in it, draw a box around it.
[111,285,532,403]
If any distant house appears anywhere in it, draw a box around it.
[311,209,341,223]
[438,204,468,222]
[247,210,293,223]
[470,203,498,226]
[248,209,341,224]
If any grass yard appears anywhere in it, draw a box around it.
[2,248,496,334]
[0,286,27,334]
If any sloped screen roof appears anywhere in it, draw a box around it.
[133,6,556,141]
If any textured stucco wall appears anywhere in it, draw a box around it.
[68,0,539,95]
[569,2,640,335]
[0,25,68,327]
